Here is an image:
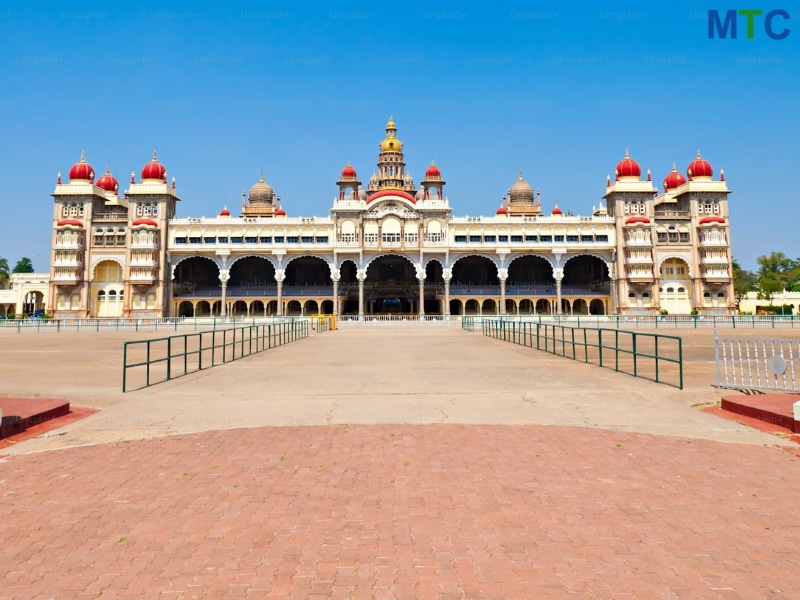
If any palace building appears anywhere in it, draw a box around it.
[45,118,734,319]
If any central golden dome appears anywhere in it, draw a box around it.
[379,116,403,153]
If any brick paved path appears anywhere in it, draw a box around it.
[2,425,798,599]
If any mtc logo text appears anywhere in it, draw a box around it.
[708,9,791,39]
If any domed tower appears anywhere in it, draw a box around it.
[687,150,713,181]
[506,170,541,216]
[375,117,413,192]
[242,171,277,217]
[95,165,119,195]
[615,149,641,181]
[663,163,687,191]
[336,161,361,200]
[68,151,95,183]
[421,161,446,200]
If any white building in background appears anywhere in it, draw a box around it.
[43,118,734,319]
[0,273,50,318]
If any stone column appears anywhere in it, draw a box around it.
[554,268,564,315]
[331,277,339,316]
[498,268,508,316]
[357,269,366,320]
[219,270,229,317]
[275,270,285,316]
[82,280,91,318]
[443,269,451,317]
[606,261,619,314]
[330,263,340,317]
[416,265,426,316]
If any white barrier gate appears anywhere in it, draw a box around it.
[714,330,800,393]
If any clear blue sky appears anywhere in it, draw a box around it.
[1,1,798,271]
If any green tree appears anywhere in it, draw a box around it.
[0,256,9,288]
[12,257,34,273]
[756,252,795,302]
[732,258,757,312]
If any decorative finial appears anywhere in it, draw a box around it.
[57,172,62,184]
[606,175,610,187]
[105,164,111,174]
[171,177,176,189]
[720,169,725,181]
[646,169,651,181]
[624,147,629,158]
[80,150,86,162]
[152,150,158,161]
[696,148,702,158]
[672,161,677,171]
[130,171,135,184]
[259,169,265,183]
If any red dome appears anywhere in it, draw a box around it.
[341,162,357,178]
[275,207,286,216]
[496,205,507,215]
[95,166,119,192]
[425,161,441,177]
[57,219,83,227]
[219,207,231,217]
[615,149,641,180]
[625,216,651,225]
[68,151,95,182]
[663,165,687,190]
[687,151,713,179]
[141,151,167,181]
[699,216,725,224]
[132,218,158,227]
[551,205,563,216]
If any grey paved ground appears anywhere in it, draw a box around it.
[0,325,788,453]
[1,324,799,598]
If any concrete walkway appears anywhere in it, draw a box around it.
[2,326,786,454]
[2,325,800,598]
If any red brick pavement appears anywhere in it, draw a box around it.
[1,425,798,599]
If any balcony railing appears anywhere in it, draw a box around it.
[700,256,729,265]
[625,256,654,264]
[93,211,129,221]
[625,238,652,247]
[699,238,728,248]
[654,210,690,219]
[131,241,159,249]
[53,259,83,268]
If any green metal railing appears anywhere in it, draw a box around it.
[481,319,683,389]
[0,316,303,333]
[462,317,475,332]
[122,321,309,392]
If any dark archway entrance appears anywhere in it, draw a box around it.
[339,259,359,315]
[285,256,332,286]
[173,257,220,297]
[366,255,417,314]
[450,256,498,286]
[563,255,609,288]
[508,256,554,286]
